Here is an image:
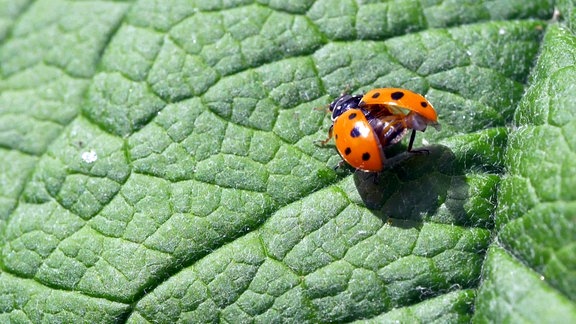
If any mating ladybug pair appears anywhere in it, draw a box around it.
[322,88,440,172]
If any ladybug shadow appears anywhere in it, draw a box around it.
[353,145,469,227]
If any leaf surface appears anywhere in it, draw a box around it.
[0,0,574,322]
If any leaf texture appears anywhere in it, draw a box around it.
[0,0,574,322]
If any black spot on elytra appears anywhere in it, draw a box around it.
[421,101,428,108]
[391,91,405,100]
[344,147,351,155]
[350,127,361,138]
[335,134,339,140]
[348,112,357,119]
[371,92,381,99]
[362,152,371,161]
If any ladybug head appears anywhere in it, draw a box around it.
[329,94,363,121]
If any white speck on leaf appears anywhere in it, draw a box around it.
[499,28,506,35]
[82,150,98,163]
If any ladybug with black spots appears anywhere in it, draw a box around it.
[322,88,440,172]
[359,88,440,151]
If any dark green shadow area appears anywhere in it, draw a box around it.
[354,145,486,228]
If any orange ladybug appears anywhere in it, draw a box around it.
[323,88,440,172]
[359,88,440,151]
[329,108,408,172]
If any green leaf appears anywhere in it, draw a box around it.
[474,247,575,323]
[481,22,576,321]
[0,0,574,322]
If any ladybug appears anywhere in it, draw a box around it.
[330,108,408,172]
[322,88,440,172]
[359,88,440,152]
[322,94,408,172]
[319,93,362,148]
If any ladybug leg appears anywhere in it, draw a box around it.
[340,85,351,96]
[333,160,347,171]
[315,126,334,146]
[319,125,334,145]
[314,103,330,112]
[407,130,429,155]
[407,129,416,152]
